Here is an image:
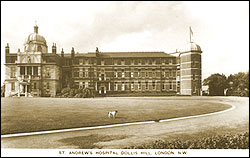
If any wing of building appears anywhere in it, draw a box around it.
[4,25,202,97]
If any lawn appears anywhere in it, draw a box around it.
[1,97,232,135]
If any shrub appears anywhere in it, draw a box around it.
[125,132,249,149]
[60,87,94,98]
[61,87,71,96]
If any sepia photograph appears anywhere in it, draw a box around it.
[1,1,249,157]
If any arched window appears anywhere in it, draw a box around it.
[38,46,42,52]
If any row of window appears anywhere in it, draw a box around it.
[18,66,38,77]
[73,81,174,91]
[73,58,175,65]
[73,71,176,78]
[113,82,174,91]
[10,82,38,91]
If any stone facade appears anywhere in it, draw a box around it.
[4,25,202,97]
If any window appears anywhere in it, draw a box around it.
[165,71,169,77]
[33,66,38,76]
[142,59,145,65]
[169,70,172,77]
[85,69,88,78]
[114,82,118,91]
[117,59,121,65]
[152,59,156,65]
[148,59,152,65]
[101,60,104,65]
[138,81,141,90]
[138,59,141,65]
[169,81,172,90]
[27,66,32,75]
[79,59,83,65]
[79,72,83,78]
[131,82,134,90]
[74,59,79,65]
[121,59,125,65]
[162,58,165,64]
[11,82,15,91]
[100,74,105,80]
[114,59,118,65]
[162,82,165,90]
[162,71,165,78]
[122,69,125,78]
[114,70,118,78]
[145,71,148,78]
[131,60,134,65]
[46,67,50,78]
[20,66,25,75]
[47,82,50,89]
[122,82,125,91]
[152,81,156,90]
[152,69,156,77]
[134,59,138,65]
[11,67,16,78]
[85,82,88,88]
[38,46,42,52]
[74,71,79,78]
[27,56,31,63]
[145,81,148,90]
[138,69,141,77]
[169,59,172,65]
[131,72,134,78]
[34,82,37,89]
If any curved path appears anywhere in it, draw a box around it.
[1,96,249,148]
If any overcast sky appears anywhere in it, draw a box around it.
[1,1,249,86]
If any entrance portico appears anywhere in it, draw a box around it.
[17,76,31,97]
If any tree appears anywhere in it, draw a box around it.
[203,73,228,96]
[226,71,249,97]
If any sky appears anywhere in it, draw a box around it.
[1,1,249,86]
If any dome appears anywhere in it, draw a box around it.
[190,42,201,51]
[25,33,46,44]
[24,25,47,45]
[178,42,202,52]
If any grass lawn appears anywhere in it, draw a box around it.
[1,97,231,135]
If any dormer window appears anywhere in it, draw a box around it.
[38,46,42,52]
[27,56,31,63]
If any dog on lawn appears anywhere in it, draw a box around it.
[108,110,118,119]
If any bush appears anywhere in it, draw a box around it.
[60,87,94,98]
[61,88,71,96]
[125,132,249,149]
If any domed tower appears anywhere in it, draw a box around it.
[24,24,48,53]
[180,27,202,96]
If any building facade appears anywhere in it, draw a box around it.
[4,25,202,97]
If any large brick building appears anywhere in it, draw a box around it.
[4,25,202,97]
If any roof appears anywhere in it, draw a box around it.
[60,51,175,58]
[92,51,174,58]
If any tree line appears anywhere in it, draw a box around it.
[203,71,249,97]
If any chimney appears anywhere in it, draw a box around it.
[61,48,64,57]
[52,43,57,54]
[71,47,75,58]
[5,43,9,54]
